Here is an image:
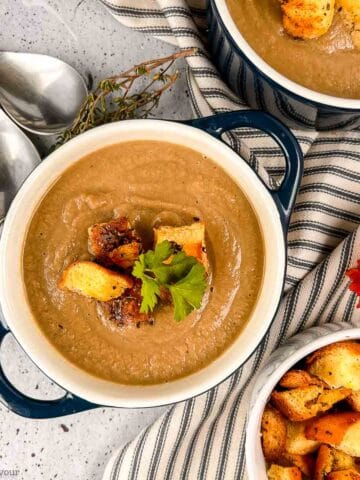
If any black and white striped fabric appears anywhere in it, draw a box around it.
[99,1,360,479]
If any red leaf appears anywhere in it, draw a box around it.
[346,259,360,308]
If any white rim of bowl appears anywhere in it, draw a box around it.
[213,0,360,110]
[0,119,286,408]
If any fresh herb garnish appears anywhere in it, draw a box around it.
[132,240,207,321]
[53,48,196,149]
[168,263,208,321]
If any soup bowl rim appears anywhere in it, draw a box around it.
[0,118,286,408]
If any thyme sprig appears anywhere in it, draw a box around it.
[53,48,196,148]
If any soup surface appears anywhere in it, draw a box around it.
[23,141,264,385]
[226,0,360,98]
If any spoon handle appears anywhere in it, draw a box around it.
[0,108,41,221]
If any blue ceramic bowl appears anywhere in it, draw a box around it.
[207,0,360,130]
[0,111,302,418]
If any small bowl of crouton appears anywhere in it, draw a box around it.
[245,322,360,480]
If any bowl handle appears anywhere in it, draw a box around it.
[0,322,97,418]
[185,111,303,229]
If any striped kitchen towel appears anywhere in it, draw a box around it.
[99,1,360,479]
[103,232,360,480]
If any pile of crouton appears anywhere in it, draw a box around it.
[261,341,360,479]
[279,0,360,47]
[58,216,207,326]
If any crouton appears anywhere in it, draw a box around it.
[88,216,131,258]
[271,385,351,422]
[261,405,287,461]
[154,222,209,270]
[267,464,302,480]
[286,420,320,455]
[88,216,141,268]
[337,0,360,49]
[279,0,335,40]
[330,449,357,471]
[58,261,133,302]
[281,452,314,477]
[306,341,360,391]
[326,470,360,480]
[108,241,141,269]
[305,412,360,457]
[314,444,333,480]
[97,279,152,326]
[280,369,326,389]
[348,391,360,412]
[314,444,357,480]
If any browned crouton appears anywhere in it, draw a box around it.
[326,447,357,472]
[261,405,287,461]
[97,279,152,327]
[108,241,141,270]
[271,385,351,422]
[267,464,302,480]
[281,452,314,477]
[280,0,335,40]
[337,0,360,49]
[58,261,133,302]
[348,391,360,412]
[286,420,320,455]
[315,444,333,480]
[326,470,360,480]
[88,216,131,258]
[305,412,360,457]
[154,222,209,270]
[306,341,360,391]
[88,216,141,268]
[314,444,357,480]
[280,369,326,389]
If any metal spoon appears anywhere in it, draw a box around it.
[0,52,88,135]
[0,109,41,223]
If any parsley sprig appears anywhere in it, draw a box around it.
[132,240,207,321]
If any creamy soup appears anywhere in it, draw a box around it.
[23,141,264,385]
[226,0,360,98]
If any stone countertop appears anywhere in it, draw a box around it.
[0,1,193,479]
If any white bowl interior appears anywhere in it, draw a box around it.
[214,0,360,110]
[0,120,285,407]
[245,327,360,479]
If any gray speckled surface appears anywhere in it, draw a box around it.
[0,1,193,479]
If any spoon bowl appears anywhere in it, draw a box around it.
[0,52,88,135]
[0,109,41,222]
